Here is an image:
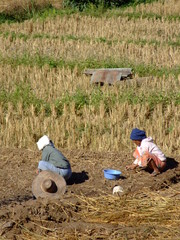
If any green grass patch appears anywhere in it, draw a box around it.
[0,54,179,78]
[0,84,179,117]
[105,10,180,21]
[0,84,51,116]
[32,7,180,22]
[0,13,16,24]
[1,31,179,47]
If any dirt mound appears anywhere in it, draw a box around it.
[0,197,75,239]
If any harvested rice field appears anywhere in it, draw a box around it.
[0,0,179,239]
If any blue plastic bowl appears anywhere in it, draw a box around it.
[103,169,122,180]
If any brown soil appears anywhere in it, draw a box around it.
[0,148,179,239]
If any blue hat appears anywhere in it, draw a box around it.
[130,128,146,140]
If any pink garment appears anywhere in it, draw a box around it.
[133,137,166,170]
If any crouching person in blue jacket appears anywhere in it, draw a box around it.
[36,135,72,181]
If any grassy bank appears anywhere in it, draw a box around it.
[0,0,180,24]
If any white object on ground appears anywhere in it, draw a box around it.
[113,186,124,195]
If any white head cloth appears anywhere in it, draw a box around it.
[37,135,50,150]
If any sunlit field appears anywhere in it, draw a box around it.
[0,1,180,240]
[0,0,179,155]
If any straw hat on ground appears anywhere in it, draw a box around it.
[32,170,67,199]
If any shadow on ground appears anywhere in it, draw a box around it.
[67,171,89,185]
[0,195,32,207]
[165,157,179,171]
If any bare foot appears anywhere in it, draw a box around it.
[36,169,42,174]
[151,171,160,177]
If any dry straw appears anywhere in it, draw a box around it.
[9,192,180,239]
[0,67,179,155]
[0,9,179,70]
[0,1,179,155]
[0,0,63,14]
[123,0,180,16]
[0,35,179,69]
[1,13,179,43]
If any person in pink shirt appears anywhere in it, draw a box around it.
[126,128,167,176]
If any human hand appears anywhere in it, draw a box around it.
[126,164,137,170]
